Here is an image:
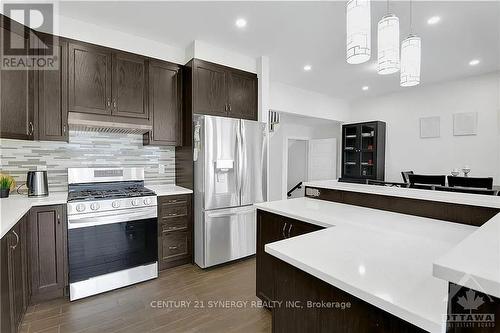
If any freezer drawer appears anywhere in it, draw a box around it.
[204,206,256,267]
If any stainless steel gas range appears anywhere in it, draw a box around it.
[67,167,158,301]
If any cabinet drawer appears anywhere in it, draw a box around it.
[160,217,188,233]
[161,232,189,260]
[161,203,188,219]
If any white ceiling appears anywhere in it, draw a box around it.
[59,1,500,101]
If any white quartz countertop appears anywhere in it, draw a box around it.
[0,192,68,238]
[0,185,192,239]
[433,213,500,299]
[145,184,193,197]
[303,180,500,209]
[255,198,478,333]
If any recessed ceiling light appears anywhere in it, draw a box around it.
[362,86,369,91]
[303,65,312,71]
[469,59,480,66]
[427,16,441,25]
[235,18,247,28]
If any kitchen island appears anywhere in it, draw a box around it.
[255,194,500,332]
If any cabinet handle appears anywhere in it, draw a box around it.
[28,122,34,136]
[107,98,111,108]
[63,125,66,134]
[169,245,179,250]
[228,104,232,112]
[113,100,117,109]
[57,214,61,224]
[10,230,19,250]
[167,213,179,217]
[287,224,293,238]
[282,223,287,239]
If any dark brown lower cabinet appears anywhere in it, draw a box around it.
[272,257,427,333]
[157,194,193,270]
[29,205,68,303]
[1,213,29,333]
[256,210,323,304]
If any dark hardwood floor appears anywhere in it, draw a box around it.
[21,258,271,333]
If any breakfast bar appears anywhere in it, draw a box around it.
[255,181,500,332]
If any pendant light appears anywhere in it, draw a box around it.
[377,0,400,74]
[400,0,421,87]
[346,0,371,64]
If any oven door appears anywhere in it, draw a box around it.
[68,206,158,284]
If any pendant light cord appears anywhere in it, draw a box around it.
[410,0,413,33]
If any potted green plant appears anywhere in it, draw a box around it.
[0,173,16,198]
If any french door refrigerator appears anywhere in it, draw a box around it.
[193,114,267,268]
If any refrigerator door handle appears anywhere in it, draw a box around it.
[236,122,243,195]
[240,122,248,197]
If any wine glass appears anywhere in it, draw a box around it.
[451,169,460,177]
[462,166,471,177]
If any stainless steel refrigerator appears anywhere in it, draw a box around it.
[193,114,267,268]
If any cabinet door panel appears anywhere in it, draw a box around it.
[29,205,67,302]
[146,61,181,145]
[227,70,257,120]
[112,53,148,118]
[68,43,111,115]
[37,39,68,141]
[0,27,34,140]
[194,61,227,117]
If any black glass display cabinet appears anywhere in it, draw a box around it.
[341,121,386,181]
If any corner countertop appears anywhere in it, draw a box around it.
[145,184,193,197]
[255,197,478,333]
[303,180,500,209]
[433,213,500,299]
[0,191,68,239]
[0,184,192,239]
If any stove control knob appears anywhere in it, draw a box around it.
[90,203,100,211]
[76,203,86,212]
[131,199,140,206]
[144,198,152,205]
[112,201,121,208]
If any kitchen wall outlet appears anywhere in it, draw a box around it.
[159,164,166,174]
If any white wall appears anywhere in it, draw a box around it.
[348,72,500,184]
[270,82,350,122]
[269,113,343,201]
[57,15,186,64]
[287,140,307,198]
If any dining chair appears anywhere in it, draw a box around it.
[435,186,498,196]
[401,171,414,184]
[447,176,494,189]
[408,174,446,188]
[367,179,409,188]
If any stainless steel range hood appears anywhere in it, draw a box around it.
[68,112,152,135]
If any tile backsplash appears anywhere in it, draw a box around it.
[0,131,175,192]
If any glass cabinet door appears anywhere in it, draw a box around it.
[343,125,360,178]
[360,123,376,178]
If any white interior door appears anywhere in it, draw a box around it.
[307,138,337,181]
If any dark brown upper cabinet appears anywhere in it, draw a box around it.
[191,59,258,120]
[227,70,257,120]
[0,23,35,140]
[143,60,182,146]
[36,36,68,142]
[69,42,148,119]
[68,42,112,115]
[194,60,227,117]
[112,53,148,119]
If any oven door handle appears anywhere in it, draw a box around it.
[68,206,157,229]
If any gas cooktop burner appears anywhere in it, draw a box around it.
[67,184,155,202]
